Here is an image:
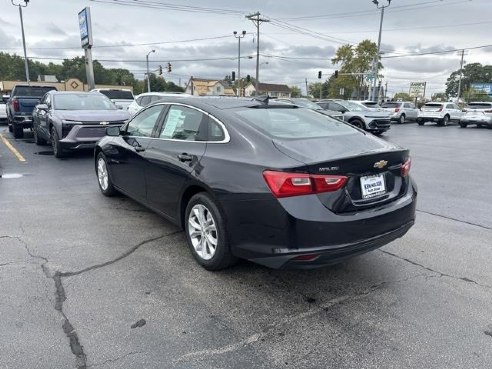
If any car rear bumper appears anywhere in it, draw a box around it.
[12,115,33,127]
[222,179,417,269]
[460,117,492,126]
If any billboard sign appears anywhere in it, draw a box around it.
[471,83,492,96]
[409,82,426,97]
[78,7,93,48]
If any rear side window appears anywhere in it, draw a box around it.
[382,102,401,108]
[159,105,209,141]
[98,90,134,100]
[467,103,492,109]
[235,108,356,139]
[446,104,454,109]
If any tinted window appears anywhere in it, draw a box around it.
[329,102,345,111]
[53,94,116,110]
[14,86,56,97]
[127,105,164,137]
[159,105,208,141]
[446,104,454,109]
[467,103,492,109]
[140,96,152,107]
[97,90,134,100]
[208,119,225,142]
[235,108,355,139]
[381,102,401,108]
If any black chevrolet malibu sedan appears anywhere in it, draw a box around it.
[95,97,417,270]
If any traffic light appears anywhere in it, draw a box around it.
[158,65,162,75]
[246,75,251,83]
[318,71,322,79]
[334,70,339,78]
[167,62,172,72]
[231,71,236,81]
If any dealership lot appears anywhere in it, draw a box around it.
[0,123,491,369]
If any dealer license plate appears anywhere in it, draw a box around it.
[360,174,386,199]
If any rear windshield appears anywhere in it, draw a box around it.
[97,90,134,100]
[424,103,443,107]
[381,102,402,108]
[363,102,381,108]
[466,103,492,109]
[14,86,56,97]
[235,107,356,139]
[54,94,117,110]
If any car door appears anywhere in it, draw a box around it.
[108,104,167,202]
[144,104,209,220]
[34,93,51,140]
[405,103,418,120]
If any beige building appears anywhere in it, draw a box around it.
[244,82,291,98]
[185,77,235,96]
[0,78,133,94]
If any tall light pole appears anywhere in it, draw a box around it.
[146,49,155,93]
[12,0,30,84]
[233,30,246,97]
[246,12,269,95]
[457,49,465,103]
[369,0,391,102]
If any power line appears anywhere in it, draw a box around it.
[382,44,492,59]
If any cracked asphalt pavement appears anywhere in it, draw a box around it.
[0,123,491,368]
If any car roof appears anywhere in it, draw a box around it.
[149,96,294,111]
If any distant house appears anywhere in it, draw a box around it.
[185,77,235,96]
[244,82,291,98]
[37,75,58,83]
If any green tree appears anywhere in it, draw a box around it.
[431,92,448,101]
[290,86,301,97]
[331,40,381,99]
[445,63,492,97]
[394,92,412,101]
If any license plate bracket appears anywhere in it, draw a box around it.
[360,174,386,199]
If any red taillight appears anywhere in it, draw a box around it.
[12,98,20,112]
[401,158,411,177]
[395,108,400,112]
[263,171,347,198]
[292,254,320,262]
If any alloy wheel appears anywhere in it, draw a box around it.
[97,157,109,191]
[188,204,218,261]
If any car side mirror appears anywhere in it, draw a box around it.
[36,104,49,111]
[106,126,121,136]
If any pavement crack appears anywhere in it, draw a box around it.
[175,282,386,363]
[416,209,492,231]
[59,230,182,278]
[380,250,491,289]
[87,351,144,368]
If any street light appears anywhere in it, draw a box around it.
[233,30,246,97]
[11,0,30,84]
[369,0,391,102]
[146,49,155,93]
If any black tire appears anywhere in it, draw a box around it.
[33,125,47,145]
[373,130,384,136]
[51,126,65,158]
[184,193,238,270]
[417,119,424,126]
[7,116,13,132]
[441,115,450,126]
[459,122,467,128]
[398,114,406,124]
[12,122,24,139]
[350,119,364,130]
[96,152,117,197]
[477,124,483,128]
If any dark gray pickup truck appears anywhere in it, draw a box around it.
[4,85,57,138]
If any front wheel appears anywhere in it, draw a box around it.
[33,125,47,145]
[417,119,424,126]
[51,126,65,158]
[398,114,405,124]
[185,193,237,270]
[350,119,364,130]
[441,115,450,126]
[459,122,467,128]
[96,152,117,196]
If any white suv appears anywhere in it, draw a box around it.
[417,102,463,126]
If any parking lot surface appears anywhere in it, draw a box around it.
[0,123,491,369]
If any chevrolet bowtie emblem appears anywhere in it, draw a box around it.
[373,160,388,169]
[100,121,109,125]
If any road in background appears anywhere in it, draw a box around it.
[0,123,491,369]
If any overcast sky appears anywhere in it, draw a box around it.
[1,0,491,97]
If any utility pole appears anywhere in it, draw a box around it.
[246,12,270,95]
[233,30,246,97]
[369,0,391,102]
[305,78,308,97]
[457,49,465,103]
[12,0,30,84]
[146,49,155,93]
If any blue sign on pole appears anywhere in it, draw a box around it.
[471,83,492,96]
[78,7,93,48]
